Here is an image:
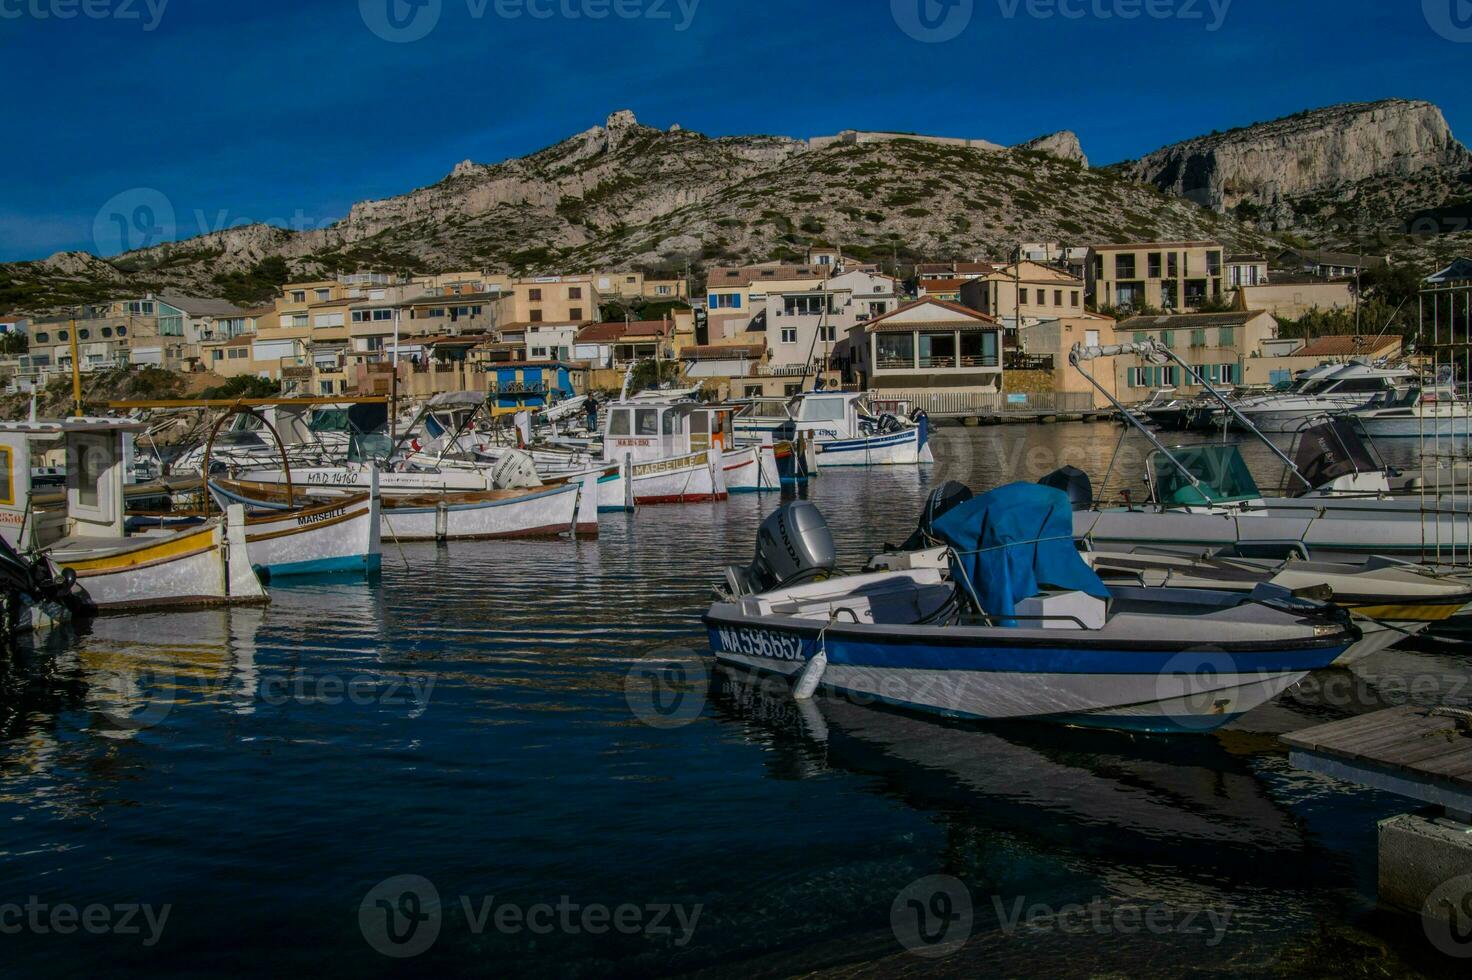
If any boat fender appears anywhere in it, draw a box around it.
[793,649,827,701]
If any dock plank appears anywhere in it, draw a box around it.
[1282,705,1472,808]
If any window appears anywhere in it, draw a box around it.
[711,293,742,309]
[1161,330,1175,348]
[783,295,826,316]
[568,287,582,300]
[1054,290,1063,306]
[1207,251,1222,276]
[743,385,762,398]
[528,288,542,301]
[1191,329,1207,347]
[656,285,671,295]
[102,327,113,337]
[1085,329,1100,347]
[1114,254,1136,279]
[609,409,631,435]
[229,348,247,359]
[117,326,127,336]
[820,326,836,343]
[780,327,797,344]
[1018,288,1028,304]
[1147,252,1162,278]
[314,313,344,328]
[1071,290,1080,307]
[315,288,331,302]
[1167,253,1178,278]
[875,332,914,369]
[77,328,89,339]
[35,332,48,343]
[635,409,658,435]
[568,308,582,321]
[1128,367,1149,388]
[352,309,394,323]
[530,310,543,323]
[212,349,224,361]
[531,347,547,359]
[58,331,68,342]
[1219,326,1235,347]
[290,291,306,303]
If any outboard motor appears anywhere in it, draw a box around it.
[490,449,543,490]
[723,501,837,597]
[1039,466,1093,512]
[895,481,974,551]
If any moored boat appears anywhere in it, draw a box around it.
[706,486,1355,733]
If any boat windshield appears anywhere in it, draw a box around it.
[309,408,352,432]
[1150,444,1261,506]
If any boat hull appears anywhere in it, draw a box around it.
[599,450,723,507]
[379,482,579,542]
[51,520,266,610]
[237,493,382,579]
[704,615,1344,734]
[722,445,781,493]
[814,426,932,467]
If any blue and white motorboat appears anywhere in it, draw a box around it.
[705,485,1355,734]
[734,391,932,467]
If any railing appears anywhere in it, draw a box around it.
[878,355,1001,370]
[1004,351,1054,371]
[873,389,1095,417]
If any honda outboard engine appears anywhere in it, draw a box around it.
[895,481,974,551]
[723,501,837,597]
[1038,466,1093,512]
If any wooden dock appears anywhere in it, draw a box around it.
[1283,705,1472,924]
[1282,705,1472,821]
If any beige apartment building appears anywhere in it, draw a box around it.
[591,271,688,301]
[962,260,1086,322]
[1113,309,1278,397]
[704,264,831,343]
[1087,241,1226,312]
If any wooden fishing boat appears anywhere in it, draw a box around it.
[599,397,730,507]
[0,419,266,611]
[212,477,580,543]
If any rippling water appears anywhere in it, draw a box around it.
[1,422,1469,978]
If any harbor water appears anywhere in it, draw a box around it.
[2,422,1470,978]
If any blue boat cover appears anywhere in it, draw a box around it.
[931,483,1109,621]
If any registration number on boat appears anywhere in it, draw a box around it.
[714,626,806,662]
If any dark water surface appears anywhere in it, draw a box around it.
[2,423,1470,978]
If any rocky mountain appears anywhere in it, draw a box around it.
[5,103,1465,315]
[1114,99,1472,263]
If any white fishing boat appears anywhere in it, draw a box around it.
[598,397,730,507]
[707,488,1356,734]
[213,475,581,543]
[732,392,931,467]
[0,420,265,610]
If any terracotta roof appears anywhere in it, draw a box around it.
[919,279,970,292]
[706,265,827,288]
[1117,311,1267,330]
[681,343,766,361]
[864,298,1000,333]
[576,320,672,344]
[1293,334,1400,357]
[1090,241,1222,251]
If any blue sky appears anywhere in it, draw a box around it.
[1,0,1469,261]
